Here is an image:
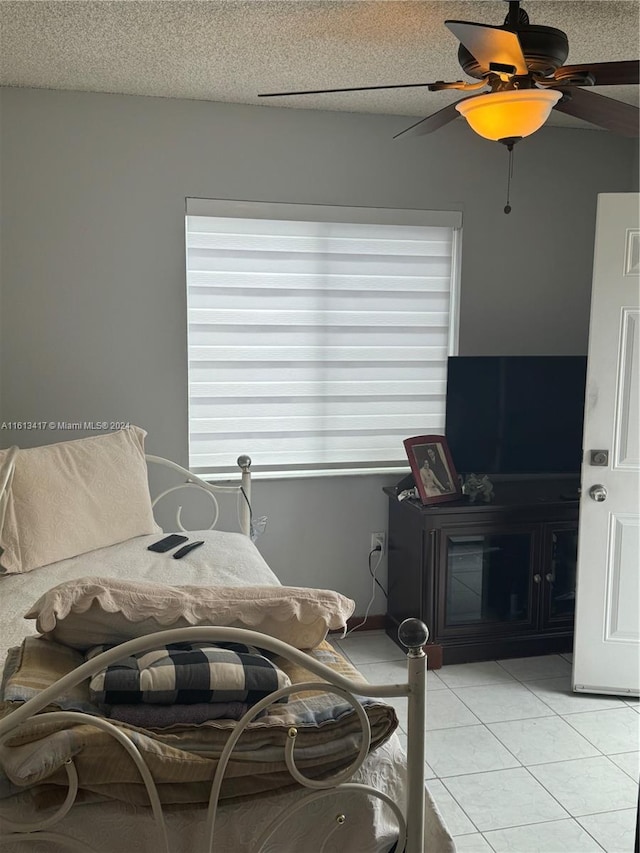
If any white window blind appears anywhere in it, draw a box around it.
[186,199,461,476]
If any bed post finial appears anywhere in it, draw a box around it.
[237,455,252,472]
[398,618,429,655]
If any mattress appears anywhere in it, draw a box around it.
[0,529,280,660]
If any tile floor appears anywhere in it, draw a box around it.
[331,631,639,853]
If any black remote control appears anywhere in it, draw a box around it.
[147,534,188,553]
[172,540,205,559]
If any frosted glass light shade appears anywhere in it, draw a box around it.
[455,89,563,141]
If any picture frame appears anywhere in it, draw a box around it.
[403,435,462,505]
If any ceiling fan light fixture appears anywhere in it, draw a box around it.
[455,89,563,142]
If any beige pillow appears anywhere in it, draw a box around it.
[0,428,160,574]
[25,577,356,650]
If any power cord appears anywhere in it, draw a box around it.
[240,486,252,528]
[345,546,387,636]
[368,547,388,599]
[240,486,267,542]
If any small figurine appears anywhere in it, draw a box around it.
[462,473,494,503]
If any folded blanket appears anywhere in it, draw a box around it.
[86,641,291,706]
[0,637,398,806]
[108,702,252,726]
[2,638,101,715]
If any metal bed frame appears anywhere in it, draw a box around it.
[0,455,430,853]
[146,454,254,538]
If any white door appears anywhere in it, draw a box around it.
[573,193,640,697]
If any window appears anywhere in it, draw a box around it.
[186,198,461,477]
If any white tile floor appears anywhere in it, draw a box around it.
[332,631,639,853]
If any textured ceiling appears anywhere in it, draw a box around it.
[1,1,638,130]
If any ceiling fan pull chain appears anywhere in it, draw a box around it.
[504,143,515,214]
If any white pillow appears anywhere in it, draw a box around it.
[25,577,356,650]
[0,427,160,574]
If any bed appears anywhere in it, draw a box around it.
[0,428,455,852]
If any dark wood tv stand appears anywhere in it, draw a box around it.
[384,478,579,667]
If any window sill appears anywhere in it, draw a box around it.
[204,466,409,483]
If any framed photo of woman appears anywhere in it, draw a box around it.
[403,435,462,505]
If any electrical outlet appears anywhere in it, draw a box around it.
[370,531,386,554]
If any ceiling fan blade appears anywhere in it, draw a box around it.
[393,103,462,139]
[445,20,528,76]
[258,81,437,98]
[554,60,640,86]
[553,87,639,137]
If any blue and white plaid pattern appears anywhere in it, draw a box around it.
[87,641,291,706]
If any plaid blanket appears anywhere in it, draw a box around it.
[86,642,290,706]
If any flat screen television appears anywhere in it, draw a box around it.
[444,356,588,476]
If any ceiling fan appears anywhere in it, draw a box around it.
[259,0,639,146]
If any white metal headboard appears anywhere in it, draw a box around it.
[145,454,252,537]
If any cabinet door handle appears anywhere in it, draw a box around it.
[545,572,554,583]
[533,574,542,584]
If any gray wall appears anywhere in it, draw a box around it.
[0,87,637,614]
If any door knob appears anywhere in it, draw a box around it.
[589,484,607,502]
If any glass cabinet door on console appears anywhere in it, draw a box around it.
[541,522,578,630]
[439,526,538,637]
